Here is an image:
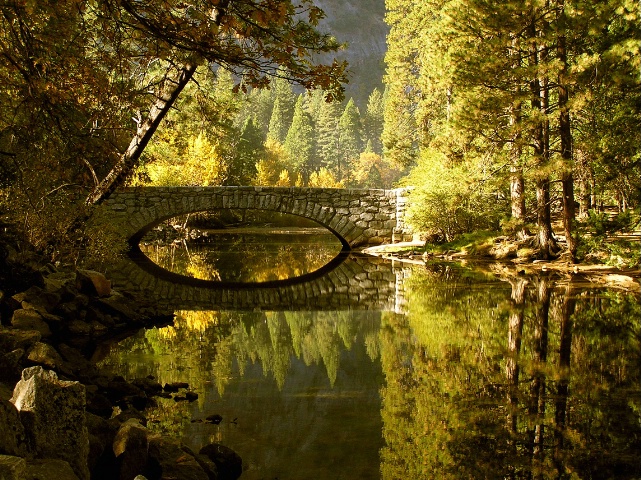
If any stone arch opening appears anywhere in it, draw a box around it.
[128,207,353,251]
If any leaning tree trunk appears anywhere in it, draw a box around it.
[86,62,198,205]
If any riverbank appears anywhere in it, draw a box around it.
[362,240,641,292]
[0,245,243,480]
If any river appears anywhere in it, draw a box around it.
[100,227,641,479]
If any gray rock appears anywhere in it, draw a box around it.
[0,399,28,457]
[0,349,25,382]
[0,454,27,480]
[113,418,149,480]
[10,309,51,337]
[25,459,80,480]
[66,319,93,336]
[148,436,209,480]
[10,366,90,480]
[182,446,218,480]
[0,327,41,352]
[86,413,119,473]
[43,271,77,294]
[26,342,65,370]
[96,293,141,322]
[76,269,112,297]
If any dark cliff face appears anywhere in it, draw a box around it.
[315,0,388,107]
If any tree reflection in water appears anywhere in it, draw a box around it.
[382,265,640,479]
[139,229,343,282]
[101,255,641,479]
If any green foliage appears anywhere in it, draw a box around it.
[384,0,640,254]
[580,209,640,237]
[575,209,641,267]
[424,230,498,254]
[337,98,362,182]
[283,95,315,180]
[0,0,350,257]
[227,117,262,185]
[404,149,505,241]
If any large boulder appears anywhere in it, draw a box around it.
[199,443,242,480]
[76,269,112,297]
[26,342,67,372]
[0,454,26,480]
[25,459,80,480]
[0,326,41,351]
[10,366,90,480]
[113,419,149,480]
[148,436,209,480]
[11,309,52,337]
[0,399,28,457]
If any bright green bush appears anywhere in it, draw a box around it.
[403,149,506,242]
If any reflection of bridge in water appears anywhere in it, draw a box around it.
[109,250,410,313]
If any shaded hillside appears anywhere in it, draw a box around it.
[315,0,388,108]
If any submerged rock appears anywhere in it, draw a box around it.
[113,419,149,480]
[148,436,209,480]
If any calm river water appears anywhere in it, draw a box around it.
[101,228,641,479]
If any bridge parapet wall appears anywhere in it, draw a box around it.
[103,186,413,248]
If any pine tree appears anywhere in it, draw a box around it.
[315,98,342,173]
[284,95,315,181]
[337,98,362,183]
[267,75,296,143]
[363,88,385,155]
[227,117,262,185]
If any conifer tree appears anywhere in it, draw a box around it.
[227,117,262,185]
[284,95,315,181]
[337,98,363,183]
[363,88,385,155]
[316,97,342,173]
[267,75,296,144]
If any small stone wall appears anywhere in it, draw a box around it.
[102,186,414,248]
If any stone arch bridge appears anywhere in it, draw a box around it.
[103,186,413,249]
[108,252,410,313]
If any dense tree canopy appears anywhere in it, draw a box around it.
[384,0,640,258]
[0,0,349,253]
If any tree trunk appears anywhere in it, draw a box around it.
[576,150,591,218]
[529,13,557,259]
[529,277,550,475]
[554,283,575,472]
[557,0,577,261]
[86,62,198,205]
[506,277,527,470]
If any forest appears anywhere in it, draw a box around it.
[0,0,639,265]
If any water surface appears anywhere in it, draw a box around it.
[102,232,641,479]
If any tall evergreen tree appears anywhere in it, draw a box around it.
[363,88,385,155]
[284,95,315,180]
[267,75,296,144]
[227,117,262,185]
[337,98,363,182]
[316,98,342,173]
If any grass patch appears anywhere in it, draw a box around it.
[425,230,499,255]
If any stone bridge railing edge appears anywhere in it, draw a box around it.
[102,186,414,248]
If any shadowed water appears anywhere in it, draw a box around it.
[101,231,641,479]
